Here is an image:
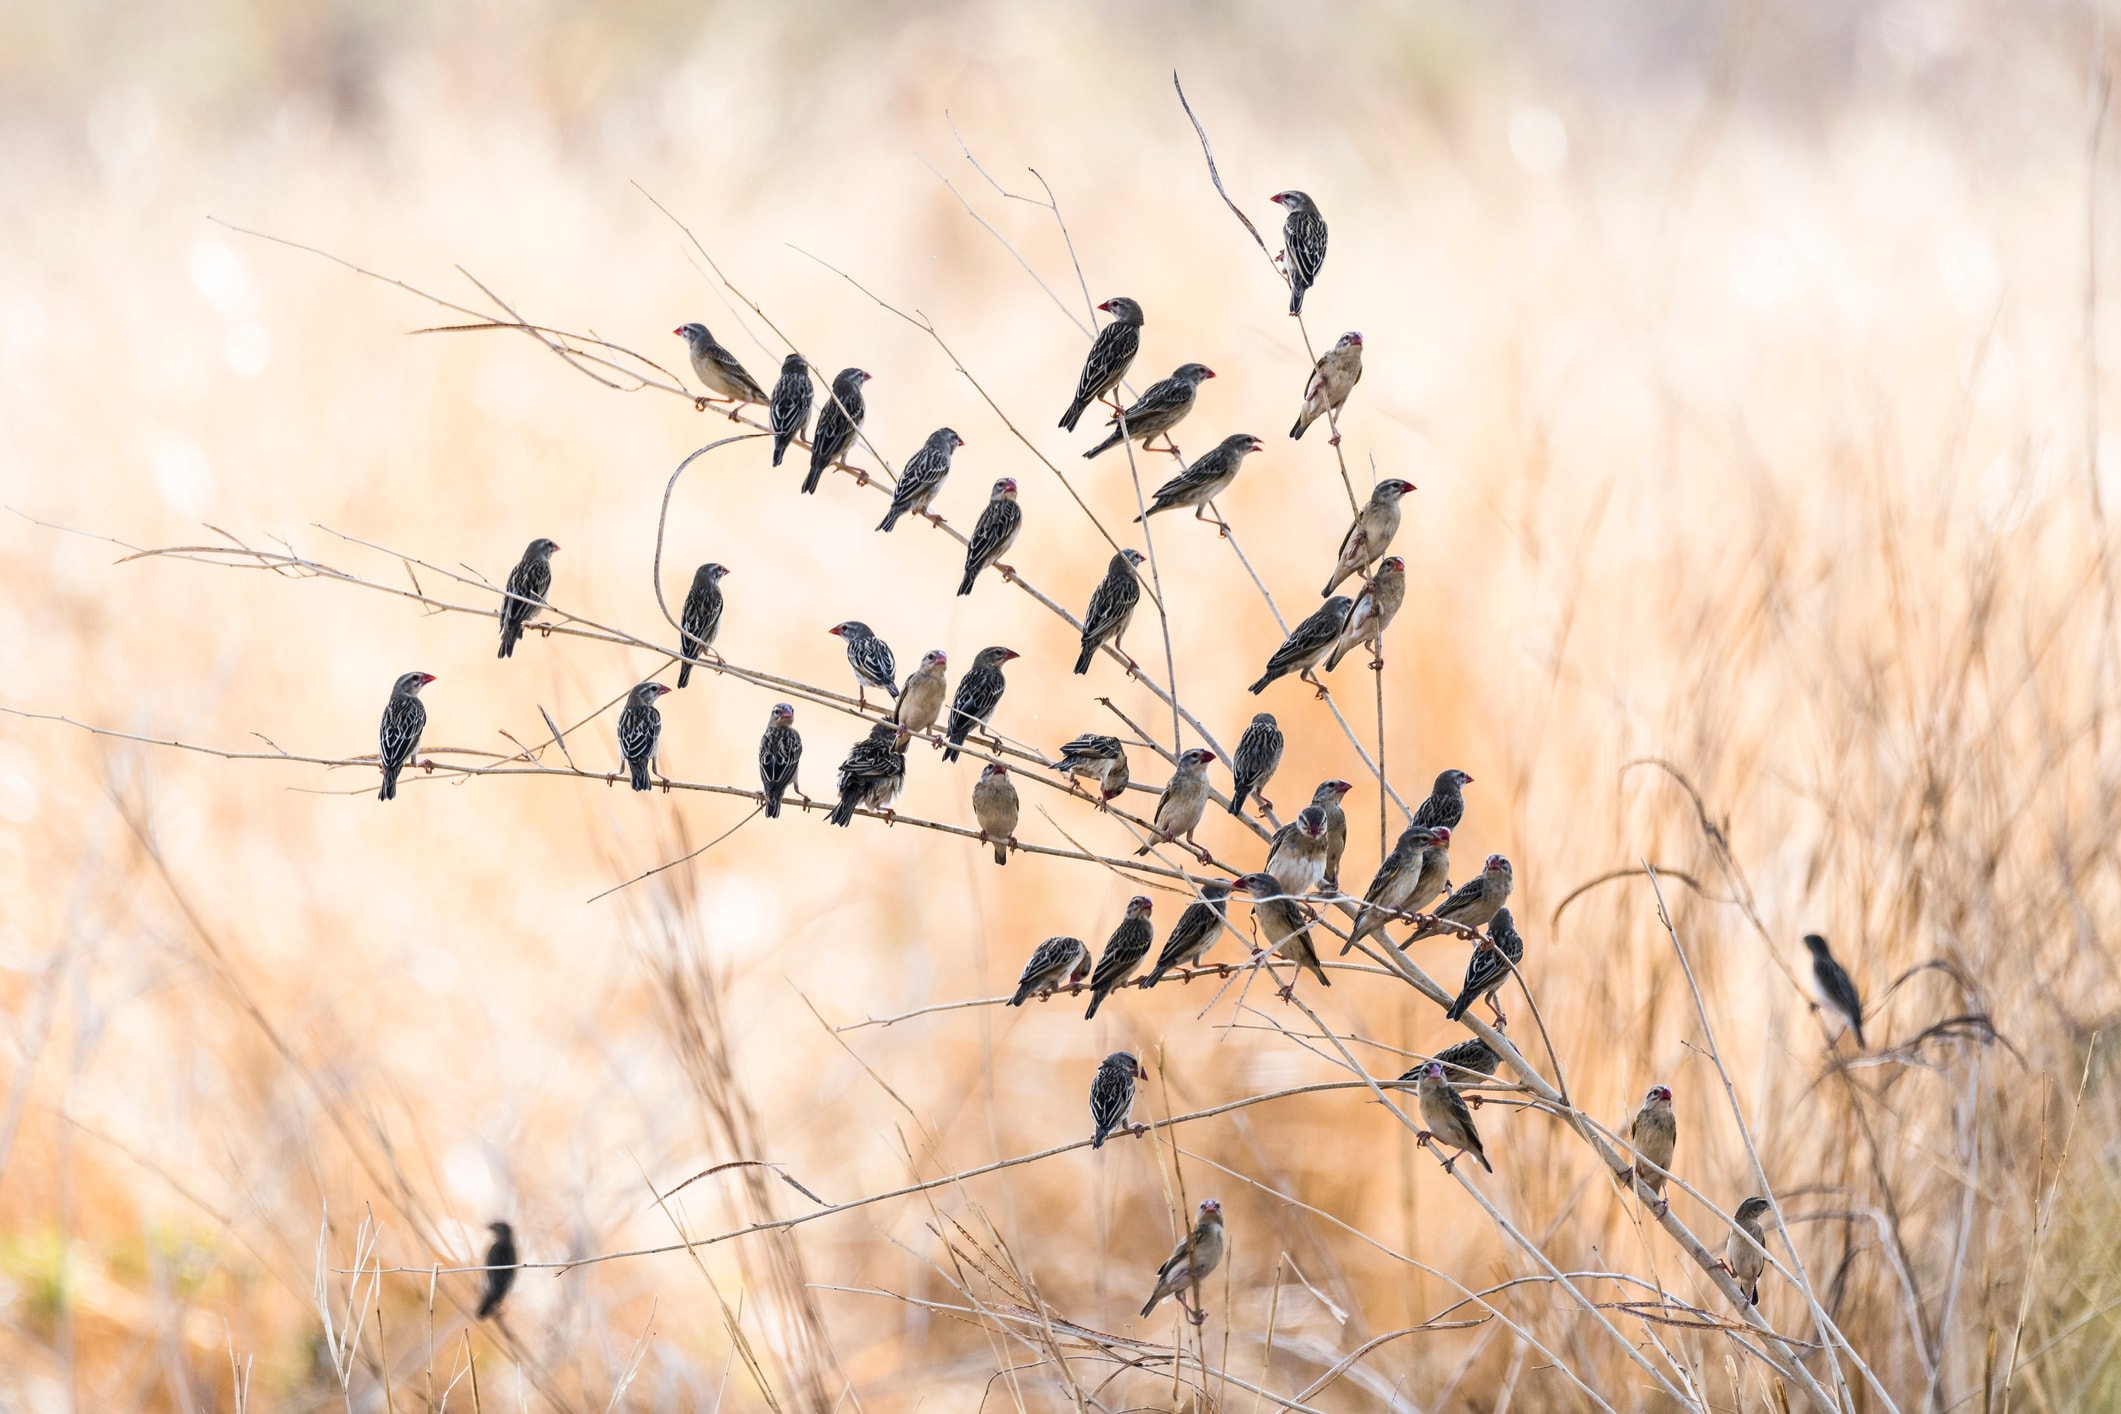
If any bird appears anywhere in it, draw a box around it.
[758,703,802,818]
[1056,734,1130,808]
[1726,1197,1773,1306]
[1803,933,1866,1049]
[768,354,814,467]
[894,650,950,742]
[1074,549,1147,674]
[675,562,729,688]
[475,1221,518,1320]
[1445,908,1525,1024]
[1090,1051,1148,1148]
[1325,556,1404,671]
[1626,1085,1678,1216]
[1008,935,1089,1005]
[1290,332,1363,442]
[828,621,898,709]
[617,682,673,791]
[1412,768,1473,831]
[1344,825,1451,952]
[1414,1061,1492,1174]
[1249,597,1354,697]
[943,646,1018,763]
[1136,748,1217,859]
[1142,881,1234,986]
[877,427,964,531]
[957,478,1022,596]
[802,367,870,494]
[1136,434,1263,532]
[971,763,1019,865]
[1308,779,1355,889]
[1265,807,1330,896]
[1060,296,1145,431]
[1399,1031,1504,1087]
[1232,872,1330,995]
[674,322,768,410]
[1083,364,1215,459]
[1404,855,1514,946]
[497,538,558,659]
[377,671,434,802]
[1270,191,1328,316]
[1321,479,1416,596]
[1226,713,1284,817]
[826,722,908,826]
[1084,896,1156,1020]
[1140,1200,1225,1324]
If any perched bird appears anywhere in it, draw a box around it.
[1249,597,1354,697]
[826,722,908,826]
[877,427,964,531]
[1271,190,1328,316]
[1084,896,1156,1020]
[1007,935,1089,1006]
[1226,713,1285,817]
[475,1222,518,1321]
[1344,825,1451,952]
[1140,1200,1226,1324]
[1627,1085,1678,1216]
[1136,434,1263,531]
[1309,779,1355,889]
[1414,1061,1492,1174]
[1233,872,1330,995]
[674,323,767,411]
[1056,734,1131,808]
[768,354,814,467]
[1136,748,1217,859]
[1405,855,1514,946]
[971,763,1019,864]
[1265,807,1331,896]
[1074,549,1147,674]
[802,367,871,494]
[943,646,1019,763]
[377,671,435,803]
[1142,881,1234,986]
[1726,1197,1773,1306]
[617,682,673,791]
[675,562,729,688]
[1059,296,1144,431]
[1089,1050,1148,1148]
[758,703,802,818]
[497,538,558,660]
[1321,479,1417,596]
[1445,907,1525,1024]
[957,478,1022,596]
[1413,768,1474,832]
[1399,1031,1504,1087]
[1083,364,1215,460]
[1325,556,1404,672]
[1289,331,1363,442]
[1803,933,1866,1049]
[894,649,950,741]
[828,621,898,709]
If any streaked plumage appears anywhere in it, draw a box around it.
[758,703,802,819]
[1445,908,1525,1023]
[497,538,558,660]
[972,763,1018,865]
[1142,881,1234,986]
[1056,734,1131,807]
[828,620,898,708]
[617,682,672,791]
[1089,1050,1147,1148]
[1074,549,1147,674]
[768,354,814,467]
[377,671,434,803]
[1271,190,1328,316]
[675,322,768,407]
[1344,825,1451,951]
[943,646,1018,763]
[1084,896,1156,1020]
[825,722,908,826]
[1007,935,1089,1006]
[476,1222,517,1321]
[1083,364,1214,459]
[1264,808,1330,896]
[1249,597,1353,697]
[1628,1085,1677,1214]
[957,478,1022,596]
[1136,748,1216,857]
[1233,872,1329,994]
[1405,854,1513,945]
[1321,479,1415,596]
[1059,297,1144,431]
[1290,331,1362,441]
[802,367,870,494]
[1137,434,1262,530]
[877,427,963,531]
[1140,1200,1225,1322]
[1309,779,1354,889]
[676,561,728,688]
[1727,1197,1773,1306]
[1415,1061,1492,1173]
[1413,769,1473,832]
[1226,713,1284,817]
[1804,933,1866,1049]
[1399,1032,1503,1086]
[1325,555,1404,671]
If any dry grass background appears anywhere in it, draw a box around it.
[4,1,2121,1409]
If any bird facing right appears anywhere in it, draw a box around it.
[957,478,1022,596]
[768,354,814,467]
[1325,555,1403,672]
[617,682,673,792]
[757,703,802,819]
[876,427,963,531]
[802,367,871,494]
[497,538,558,660]
[1089,1050,1148,1148]
[1082,364,1215,459]
[1074,549,1147,674]
[1344,824,1450,951]
[377,671,435,803]
[1627,1085,1677,1216]
[1803,933,1866,1049]
[893,649,949,741]
[676,561,728,688]
[1444,907,1524,1025]
[1321,479,1415,597]
[1405,854,1513,945]
[1007,935,1089,1006]
[1136,433,1263,532]
[1136,748,1217,859]
[1249,597,1354,697]
[1412,768,1473,831]
[943,646,1018,762]
[1142,880,1234,986]
[1226,712,1284,817]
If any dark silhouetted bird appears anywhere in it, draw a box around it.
[476,1221,518,1320]
[1803,933,1866,1049]
[378,671,434,802]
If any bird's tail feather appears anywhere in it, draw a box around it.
[1140,1293,1160,1319]
[1247,674,1272,694]
[1228,787,1250,816]
[1444,993,1471,1023]
[763,791,782,820]
[379,771,398,802]
[1083,991,1106,1020]
[629,758,651,792]
[827,793,857,826]
[1060,400,1088,432]
[677,659,694,689]
[992,842,1007,866]
[1289,286,1304,315]
[941,744,961,763]
[800,463,824,494]
[1290,413,1308,440]
[877,509,900,532]
[956,567,978,596]
[1073,643,1097,674]
[498,626,518,658]
[1083,429,1120,459]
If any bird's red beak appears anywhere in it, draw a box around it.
[1201,368,1217,378]
[1269,194,1285,205]
[1096,299,1114,312]
[1002,649,1021,661]
[1200,751,1217,763]
[1002,478,1017,491]
[671,327,684,336]
[828,626,844,637]
[1349,333,1363,345]
[860,371,873,382]
[420,673,437,685]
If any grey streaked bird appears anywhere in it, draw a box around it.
[802,367,870,494]
[758,703,802,818]
[1226,713,1284,817]
[828,620,898,709]
[1309,778,1354,890]
[1270,190,1328,316]
[1232,872,1330,996]
[1398,1030,1503,1087]
[1404,854,1513,945]
[1249,597,1353,697]
[1413,768,1472,832]
[1083,364,1215,459]
[497,538,558,660]
[1136,434,1263,532]
[1007,935,1089,1006]
[1056,734,1131,808]
[1074,549,1147,674]
[825,721,908,826]
[1059,297,1144,432]
[1344,824,1450,952]
[877,427,964,531]
[1445,907,1524,1025]
[957,478,1022,596]
[1142,881,1234,986]
[377,671,435,803]
[1083,896,1155,1020]
[676,561,729,688]
[617,682,673,791]
[943,646,1019,763]
[768,354,813,467]
[1089,1050,1148,1148]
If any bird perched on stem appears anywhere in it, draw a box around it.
[943,647,1018,762]
[1399,1030,1504,1088]
[758,703,803,819]
[1412,768,1473,831]
[957,478,1022,596]
[1414,1061,1492,1174]
[1074,549,1147,674]
[1084,897,1156,1020]
[674,323,768,412]
[1250,598,1353,698]
[675,562,728,688]
[828,621,898,709]
[877,428,963,531]
[1136,748,1217,859]
[497,538,558,660]
[1136,434,1262,533]
[825,722,907,827]
[1140,1200,1225,1324]
[1090,1051,1148,1148]
[972,763,1018,865]
[1083,364,1215,460]
[893,650,949,742]
[1625,1085,1677,1216]
[1059,297,1144,431]
[1226,713,1284,817]
[616,682,672,792]
[1290,332,1362,443]
[1445,908,1525,1025]
[1345,825,1450,952]
[476,1222,517,1320]
[1142,881,1234,986]
[768,354,813,467]
[1803,933,1866,1049]
[1264,808,1330,895]
[1725,1197,1773,1306]
[377,671,434,803]
[1270,190,1328,316]
[1309,779,1354,889]
[1405,855,1513,945]
[1321,479,1416,596]
[1008,935,1089,1006]
[1232,872,1329,997]
[802,367,870,494]
[1326,556,1403,671]
[1056,734,1131,808]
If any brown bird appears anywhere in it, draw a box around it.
[1249,597,1354,697]
[1626,1084,1678,1216]
[1139,1200,1225,1324]
[1307,779,1354,890]
[1084,896,1156,1020]
[1344,824,1450,952]
[1264,807,1330,896]
[1233,872,1329,997]
[894,649,950,742]
[1008,936,1090,1005]
[1412,768,1473,832]
[971,763,1019,865]
[1725,1197,1773,1306]
[1325,556,1404,671]
[1404,854,1513,945]
[1414,1061,1492,1174]
[1321,478,1416,596]
[1136,748,1217,859]
[1289,332,1363,443]
[675,323,768,410]
[1056,734,1130,808]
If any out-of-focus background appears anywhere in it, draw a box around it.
[4,1,2120,1408]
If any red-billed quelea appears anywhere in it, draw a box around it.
[943,646,1018,763]
[758,703,803,819]
[1290,332,1362,443]
[1089,1050,1148,1148]
[1136,434,1262,533]
[825,721,907,826]
[1007,935,1089,1006]
[1270,191,1328,316]
[617,682,672,792]
[675,323,767,412]
[1264,807,1330,895]
[1136,748,1217,860]
[475,1222,517,1321]
[828,621,898,709]
[1059,297,1144,432]
[377,671,434,802]
[1141,1200,1225,1324]
[1344,825,1450,952]
[877,427,963,531]
[1413,768,1473,831]
[1325,556,1404,672]
[802,367,870,494]
[1399,1030,1504,1087]
[1405,854,1514,945]
[1250,598,1354,698]
[1074,549,1147,674]
[676,562,728,688]
[972,763,1018,865]
[1083,364,1215,460]
[1233,872,1330,996]
[957,478,1021,596]
[768,354,813,468]
[497,539,557,660]
[1308,779,1354,890]
[1445,907,1524,1025]
[1084,896,1155,1020]
[1142,880,1234,986]
[1726,1197,1773,1306]
[894,650,949,742]
[1803,933,1866,1049]
[1414,1061,1492,1173]
[1226,712,1284,817]
[1626,1085,1678,1216]
[1056,734,1130,808]
[1321,479,1416,596]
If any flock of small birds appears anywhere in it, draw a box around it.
[378,190,1870,1331]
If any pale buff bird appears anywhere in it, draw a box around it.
[1321,479,1415,597]
[1289,332,1363,443]
[1404,854,1513,945]
[1325,556,1405,671]
[1139,1200,1225,1323]
[1232,872,1329,996]
[1626,1085,1677,1216]
[1726,1197,1772,1306]
[1343,824,1450,952]
[972,763,1019,865]
[1136,748,1216,860]
[1308,779,1354,890]
[1264,807,1330,896]
[894,649,949,741]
